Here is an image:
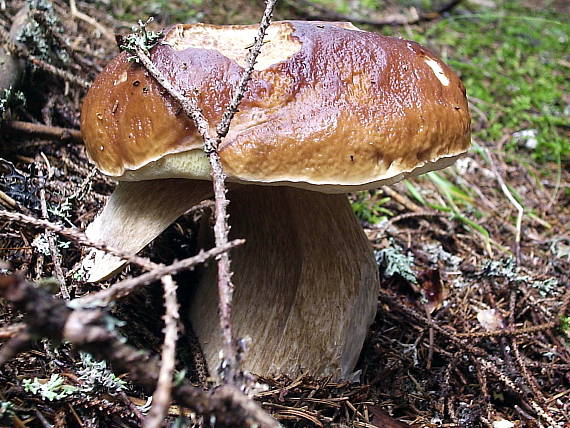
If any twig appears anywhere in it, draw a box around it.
[285,0,463,27]
[3,120,83,143]
[68,0,115,42]
[131,0,278,383]
[0,210,157,270]
[0,274,279,427]
[381,186,423,212]
[73,239,244,306]
[38,165,69,299]
[479,359,558,427]
[376,210,449,238]
[144,275,179,428]
[0,331,31,365]
[456,321,559,338]
[0,323,26,338]
[0,189,33,215]
[485,149,523,263]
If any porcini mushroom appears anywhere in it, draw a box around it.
[81,21,470,379]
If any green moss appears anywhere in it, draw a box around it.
[382,2,569,163]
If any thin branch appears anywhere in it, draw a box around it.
[144,275,180,428]
[456,321,559,338]
[0,323,26,339]
[479,359,558,427]
[0,25,91,88]
[68,0,115,42]
[3,120,83,143]
[0,189,33,215]
[38,162,69,299]
[215,0,277,139]
[0,210,157,270]
[0,332,32,365]
[73,239,245,306]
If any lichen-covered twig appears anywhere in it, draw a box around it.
[131,0,278,383]
[38,162,69,299]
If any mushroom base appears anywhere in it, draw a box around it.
[190,186,380,379]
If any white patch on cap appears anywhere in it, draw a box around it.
[425,58,450,86]
[113,71,128,86]
[166,22,301,71]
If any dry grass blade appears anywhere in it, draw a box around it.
[485,148,524,263]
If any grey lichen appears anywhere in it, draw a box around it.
[481,257,560,297]
[77,352,127,393]
[376,241,418,284]
[0,87,26,122]
[119,18,163,63]
[17,0,69,66]
[0,401,15,425]
[22,374,78,401]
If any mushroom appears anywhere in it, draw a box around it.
[81,21,470,379]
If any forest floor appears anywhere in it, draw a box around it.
[0,0,569,427]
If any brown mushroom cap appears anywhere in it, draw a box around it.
[81,21,470,192]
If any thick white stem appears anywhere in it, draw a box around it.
[190,186,380,379]
[83,179,213,282]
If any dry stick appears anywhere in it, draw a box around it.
[144,275,180,428]
[0,323,26,339]
[381,185,422,212]
[3,120,83,143]
[0,210,157,271]
[68,0,115,42]
[0,189,33,215]
[37,166,69,299]
[455,321,559,338]
[73,239,244,306]
[485,148,523,263]
[479,359,559,427]
[132,0,278,383]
